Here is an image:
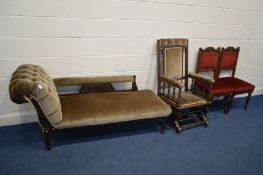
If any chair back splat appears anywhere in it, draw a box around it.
[157,38,189,92]
[196,47,220,80]
[9,64,172,150]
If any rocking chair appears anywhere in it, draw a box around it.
[157,38,215,133]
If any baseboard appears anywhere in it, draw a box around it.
[252,88,263,96]
[0,111,38,127]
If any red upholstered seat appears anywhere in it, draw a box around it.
[219,77,255,94]
[195,79,235,96]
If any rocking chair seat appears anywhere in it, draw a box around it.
[57,90,171,129]
[161,92,208,109]
[179,92,208,108]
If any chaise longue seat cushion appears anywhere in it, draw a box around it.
[56,90,171,129]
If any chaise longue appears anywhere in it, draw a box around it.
[9,64,171,150]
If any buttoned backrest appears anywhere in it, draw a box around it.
[9,64,62,125]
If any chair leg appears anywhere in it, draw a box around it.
[172,112,182,133]
[228,94,235,113]
[224,96,231,114]
[244,91,252,110]
[196,110,208,127]
[43,128,51,150]
[160,117,166,134]
[224,95,234,114]
[202,112,209,126]
[174,120,182,133]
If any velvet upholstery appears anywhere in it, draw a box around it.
[219,77,255,94]
[9,64,172,131]
[196,47,220,75]
[195,79,234,96]
[57,90,171,129]
[217,47,240,76]
[219,52,238,70]
[193,47,254,113]
[217,47,255,94]
[9,64,62,125]
[157,38,213,107]
[197,52,218,70]
[157,38,211,132]
[193,47,235,97]
[178,92,208,108]
[160,92,208,109]
[164,47,183,79]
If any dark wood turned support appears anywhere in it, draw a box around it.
[224,95,234,114]
[173,107,209,133]
[224,96,230,114]
[244,91,252,110]
[228,94,235,113]
[132,75,138,91]
[174,120,181,134]
[43,128,51,150]
[202,113,209,126]
[160,117,166,134]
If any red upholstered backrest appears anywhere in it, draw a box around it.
[218,47,240,77]
[197,52,218,70]
[219,52,238,69]
[196,47,220,77]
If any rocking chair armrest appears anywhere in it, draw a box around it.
[159,76,184,89]
[187,72,215,85]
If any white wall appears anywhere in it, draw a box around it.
[1,0,263,126]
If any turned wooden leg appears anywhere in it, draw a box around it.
[227,94,235,113]
[224,96,231,114]
[43,128,51,150]
[160,117,166,134]
[244,91,252,110]
[203,112,209,126]
[174,120,181,134]
[224,95,234,114]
